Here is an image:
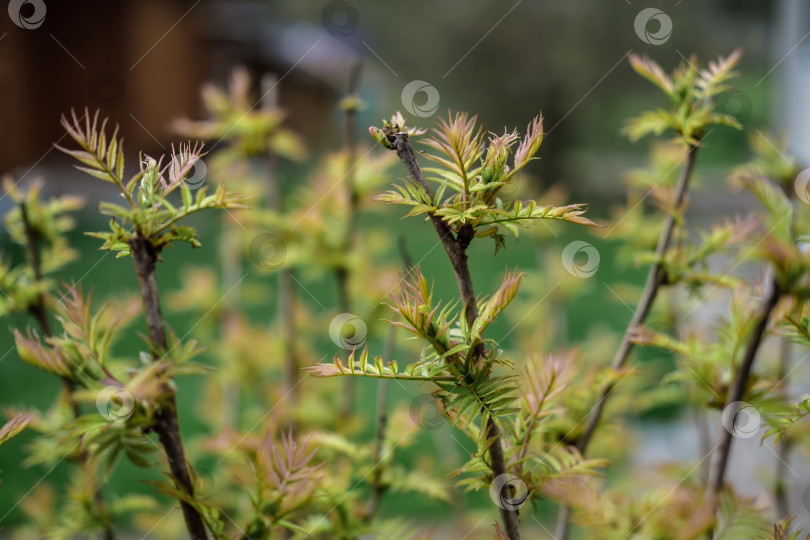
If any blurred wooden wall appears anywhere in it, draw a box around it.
[0,0,209,172]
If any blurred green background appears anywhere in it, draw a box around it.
[0,0,795,535]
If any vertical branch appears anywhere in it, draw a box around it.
[772,182,796,520]
[21,201,116,540]
[20,203,66,394]
[365,324,396,520]
[338,59,363,416]
[366,235,410,520]
[261,73,301,409]
[695,407,711,485]
[128,234,208,540]
[576,143,698,453]
[220,221,242,426]
[555,142,699,540]
[773,336,791,518]
[389,132,521,540]
[706,277,781,511]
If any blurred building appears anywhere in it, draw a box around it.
[0,0,359,175]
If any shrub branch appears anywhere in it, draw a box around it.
[128,233,208,540]
[707,276,781,508]
[555,142,699,540]
[21,201,116,540]
[390,131,521,540]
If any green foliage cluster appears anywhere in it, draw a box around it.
[3,49,810,540]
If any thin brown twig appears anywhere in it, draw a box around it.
[389,131,521,540]
[128,234,208,540]
[338,59,363,417]
[260,73,301,411]
[516,369,558,473]
[366,235,411,520]
[772,179,796,520]
[555,142,699,540]
[706,276,781,515]
[20,201,116,540]
[365,324,396,521]
[774,336,791,519]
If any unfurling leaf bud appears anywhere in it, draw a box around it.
[483,130,518,184]
[369,126,395,150]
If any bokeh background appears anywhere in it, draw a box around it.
[1,0,809,537]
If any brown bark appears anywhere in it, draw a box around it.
[555,142,699,540]
[261,73,300,410]
[389,132,520,539]
[338,59,363,416]
[129,234,208,540]
[21,201,115,540]
[707,278,780,504]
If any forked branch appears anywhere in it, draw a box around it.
[388,131,521,540]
